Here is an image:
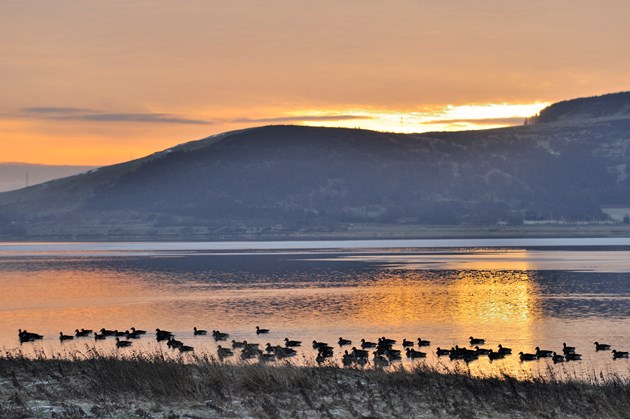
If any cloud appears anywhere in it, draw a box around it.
[19,107,208,125]
[419,117,525,126]
[17,108,374,126]
[65,113,208,125]
[22,107,96,114]
[232,114,374,123]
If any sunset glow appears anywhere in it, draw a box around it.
[1,0,628,165]
[291,102,549,133]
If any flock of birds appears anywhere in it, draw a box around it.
[17,328,629,366]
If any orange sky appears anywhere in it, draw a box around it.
[1,0,629,165]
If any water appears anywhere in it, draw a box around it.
[2,239,630,379]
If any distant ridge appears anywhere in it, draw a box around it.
[1,92,629,240]
[0,163,97,193]
[528,91,630,124]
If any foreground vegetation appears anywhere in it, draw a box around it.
[2,351,630,418]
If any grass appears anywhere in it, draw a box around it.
[2,349,630,418]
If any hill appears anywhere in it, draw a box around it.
[528,91,630,124]
[1,93,630,240]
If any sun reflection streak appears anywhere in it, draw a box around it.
[450,270,540,325]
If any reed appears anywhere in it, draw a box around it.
[2,349,630,418]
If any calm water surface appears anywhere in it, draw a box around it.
[2,239,630,379]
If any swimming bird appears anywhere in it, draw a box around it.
[155,329,173,341]
[405,348,427,359]
[265,343,295,357]
[256,326,270,334]
[240,347,261,360]
[212,330,229,341]
[75,329,92,337]
[243,342,260,351]
[276,347,297,358]
[125,330,141,339]
[338,337,352,346]
[178,345,194,353]
[535,347,553,358]
[232,340,247,348]
[594,342,611,351]
[379,337,396,346]
[115,337,132,348]
[94,332,106,340]
[100,328,116,336]
[59,332,74,341]
[449,345,477,360]
[355,352,370,366]
[497,344,512,355]
[167,337,184,349]
[402,338,414,347]
[612,350,629,359]
[552,352,565,363]
[315,352,326,364]
[342,351,356,366]
[130,327,146,335]
[351,347,369,358]
[436,347,450,356]
[241,343,262,358]
[462,352,479,363]
[519,352,538,361]
[373,354,390,367]
[168,337,184,348]
[488,350,505,360]
[217,345,234,358]
[318,347,334,358]
[384,349,402,360]
[475,346,492,355]
[260,352,276,362]
[18,330,43,342]
[193,327,207,336]
[284,338,302,347]
[565,352,582,361]
[417,338,431,347]
[469,336,485,346]
[344,349,369,366]
[312,340,329,349]
[562,342,576,354]
[360,339,377,348]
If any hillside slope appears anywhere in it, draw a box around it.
[1,93,629,240]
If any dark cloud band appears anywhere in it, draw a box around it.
[20,108,208,125]
[420,117,525,126]
[232,115,373,123]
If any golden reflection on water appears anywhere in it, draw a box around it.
[344,269,545,378]
[0,253,627,380]
[451,270,539,325]
[352,270,539,327]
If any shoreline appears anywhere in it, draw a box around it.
[2,354,630,418]
[2,224,630,243]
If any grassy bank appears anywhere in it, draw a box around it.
[2,352,630,418]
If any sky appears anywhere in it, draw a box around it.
[1,0,629,165]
